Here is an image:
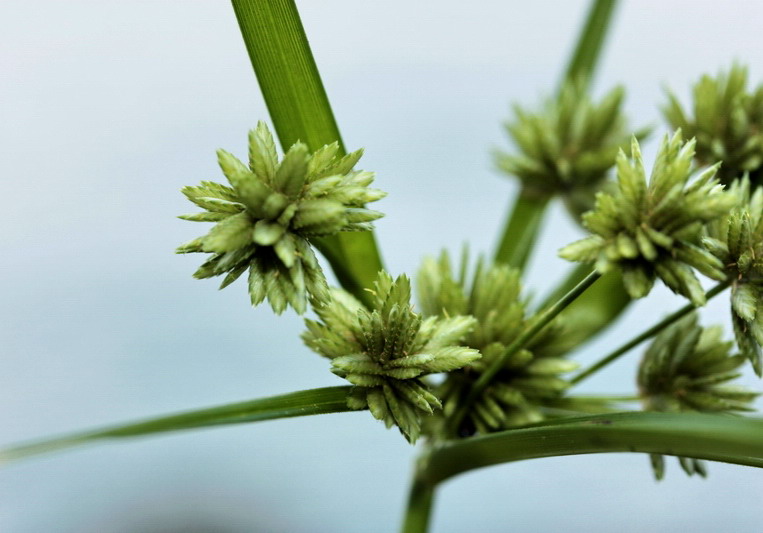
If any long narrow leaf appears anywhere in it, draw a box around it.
[231,0,384,301]
[425,412,763,485]
[1,386,354,463]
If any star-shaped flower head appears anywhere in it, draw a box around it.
[417,251,578,436]
[703,176,763,374]
[664,64,763,186]
[177,122,386,314]
[495,81,646,218]
[302,271,481,443]
[560,131,736,306]
[638,313,758,479]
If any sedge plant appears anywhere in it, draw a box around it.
[4,1,763,532]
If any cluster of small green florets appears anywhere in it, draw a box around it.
[704,177,763,375]
[664,64,763,186]
[177,122,386,314]
[560,132,736,306]
[417,251,577,436]
[175,66,763,457]
[638,313,758,479]
[302,271,481,443]
[495,81,645,217]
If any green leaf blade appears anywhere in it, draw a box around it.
[425,412,763,485]
[0,386,355,464]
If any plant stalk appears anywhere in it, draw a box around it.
[570,280,730,385]
[539,267,631,347]
[401,463,436,533]
[560,0,619,90]
[493,188,550,271]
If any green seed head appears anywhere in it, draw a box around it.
[664,64,763,186]
[705,176,763,374]
[638,313,758,479]
[417,251,577,436]
[177,122,386,314]
[560,131,735,306]
[302,271,480,443]
[496,81,647,218]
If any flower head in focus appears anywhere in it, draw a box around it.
[560,132,736,306]
[177,122,386,314]
[704,176,763,374]
[302,271,480,443]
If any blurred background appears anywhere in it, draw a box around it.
[2,1,763,531]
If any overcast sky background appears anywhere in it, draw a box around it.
[2,1,763,532]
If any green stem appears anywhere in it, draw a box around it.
[1,386,354,463]
[570,280,730,385]
[313,240,374,309]
[231,0,384,300]
[560,0,619,90]
[540,266,631,346]
[447,271,601,435]
[493,188,550,271]
[400,463,436,533]
[424,412,763,485]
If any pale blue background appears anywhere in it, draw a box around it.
[2,1,763,532]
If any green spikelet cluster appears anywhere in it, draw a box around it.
[495,82,644,216]
[560,132,736,306]
[704,177,763,374]
[417,251,577,436]
[664,64,763,185]
[302,271,480,443]
[177,122,386,314]
[638,313,758,479]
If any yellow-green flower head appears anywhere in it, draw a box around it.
[417,251,577,436]
[495,81,645,217]
[638,313,758,479]
[664,64,763,186]
[302,271,480,443]
[704,176,763,374]
[177,122,386,314]
[560,131,736,306]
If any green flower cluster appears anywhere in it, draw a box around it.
[417,251,577,436]
[177,122,386,314]
[495,82,643,217]
[638,313,758,479]
[560,132,736,306]
[664,64,763,186]
[302,271,480,443]
[704,177,763,374]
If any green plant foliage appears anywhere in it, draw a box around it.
[638,313,758,479]
[704,176,763,374]
[177,122,386,314]
[417,251,578,436]
[495,81,644,217]
[302,271,480,443]
[664,64,763,186]
[560,132,736,306]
